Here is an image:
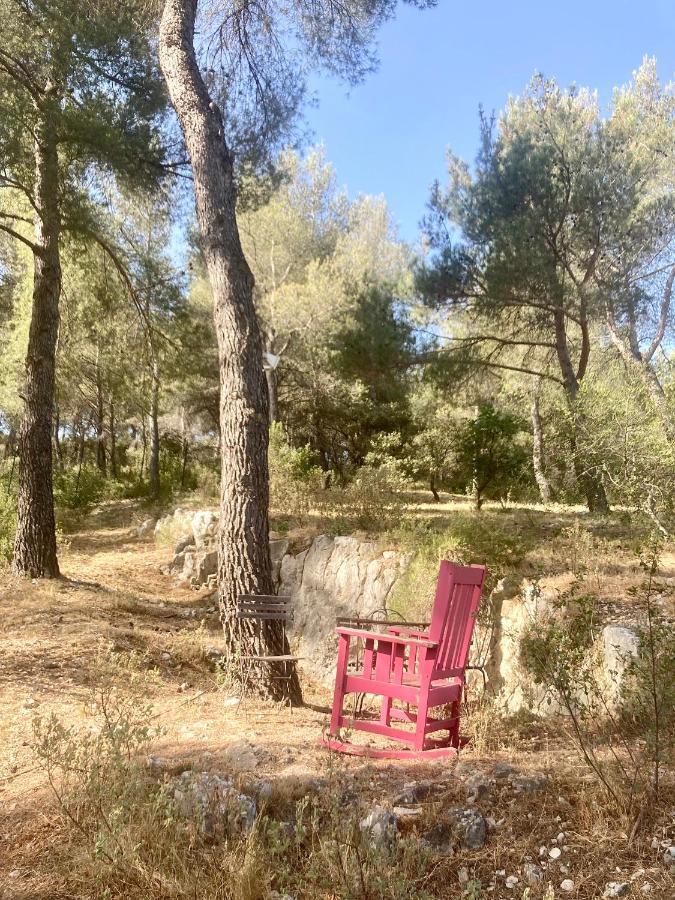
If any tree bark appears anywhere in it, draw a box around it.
[148,356,161,499]
[159,0,301,704]
[109,393,117,479]
[530,381,552,504]
[265,366,279,425]
[553,306,609,513]
[12,102,61,578]
[95,342,107,475]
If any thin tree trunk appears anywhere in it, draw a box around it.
[109,393,117,479]
[148,356,161,499]
[159,0,301,704]
[12,103,61,578]
[430,473,440,503]
[531,381,552,503]
[553,307,609,513]
[180,405,189,489]
[265,366,278,425]
[95,342,107,475]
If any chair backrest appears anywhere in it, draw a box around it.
[236,594,292,622]
[427,561,486,678]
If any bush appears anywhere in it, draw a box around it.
[269,423,325,518]
[0,485,16,562]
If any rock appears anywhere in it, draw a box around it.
[392,781,433,806]
[465,773,491,801]
[420,823,454,856]
[450,807,487,849]
[359,807,398,848]
[182,548,218,587]
[178,682,190,692]
[22,697,39,710]
[167,771,256,839]
[512,772,549,794]
[136,518,155,539]
[224,741,261,773]
[457,868,469,885]
[522,863,543,885]
[505,876,519,889]
[549,847,562,860]
[174,534,196,555]
[192,510,219,549]
[560,879,575,892]
[279,535,410,686]
[663,846,675,873]
[491,761,517,780]
[392,806,423,818]
[603,883,629,898]
[601,626,640,708]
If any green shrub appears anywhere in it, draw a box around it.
[269,423,325,517]
[0,486,16,562]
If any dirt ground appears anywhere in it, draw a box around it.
[1,502,673,899]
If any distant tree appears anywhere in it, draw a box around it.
[0,0,166,576]
[419,60,674,512]
[451,405,528,510]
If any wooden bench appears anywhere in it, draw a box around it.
[234,595,300,702]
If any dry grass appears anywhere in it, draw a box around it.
[0,499,673,899]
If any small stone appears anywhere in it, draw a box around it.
[641,884,652,894]
[523,863,543,885]
[549,847,562,859]
[505,876,519,889]
[360,807,398,848]
[161,652,172,661]
[560,879,575,892]
[539,846,548,858]
[392,806,423,818]
[560,864,570,875]
[22,697,39,709]
[557,832,565,842]
[392,781,433,806]
[663,846,675,873]
[512,772,550,794]
[458,867,469,885]
[465,773,491,801]
[603,883,629,898]
[178,682,190,692]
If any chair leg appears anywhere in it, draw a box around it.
[330,634,349,735]
[449,699,461,747]
[414,690,430,752]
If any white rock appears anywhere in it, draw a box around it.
[549,847,562,859]
[560,879,575,892]
[603,883,629,898]
[505,876,519,889]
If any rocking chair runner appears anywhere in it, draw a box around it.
[322,561,486,759]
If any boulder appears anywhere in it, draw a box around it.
[167,771,256,840]
[192,510,219,548]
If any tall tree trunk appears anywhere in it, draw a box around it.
[265,366,278,425]
[553,307,609,513]
[109,393,117,479]
[148,356,161,499]
[159,0,301,704]
[180,404,189,490]
[95,342,107,475]
[12,103,61,578]
[531,381,552,504]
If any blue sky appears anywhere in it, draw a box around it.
[305,0,675,244]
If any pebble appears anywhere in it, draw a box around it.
[549,847,562,859]
[505,876,519,889]
[178,682,190,692]
[560,879,575,892]
[603,883,629,898]
[457,868,469,885]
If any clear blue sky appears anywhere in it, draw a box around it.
[305,0,675,244]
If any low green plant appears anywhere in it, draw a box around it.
[0,485,16,562]
[519,537,672,828]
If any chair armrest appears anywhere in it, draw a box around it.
[335,626,437,649]
[387,626,430,639]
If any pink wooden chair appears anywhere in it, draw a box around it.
[321,561,486,759]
